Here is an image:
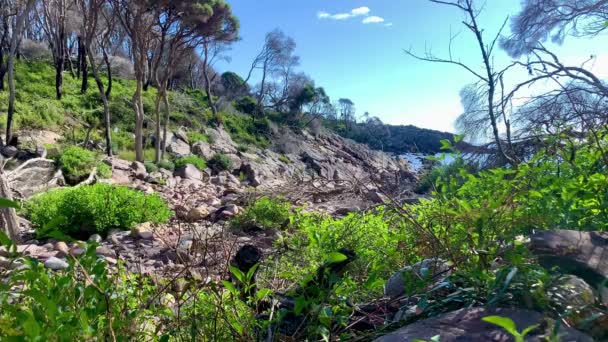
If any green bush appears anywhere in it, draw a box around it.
[208,153,233,171]
[25,183,172,239]
[174,155,206,171]
[279,154,291,164]
[415,157,478,194]
[230,197,290,231]
[96,162,112,179]
[186,131,209,144]
[158,159,175,171]
[59,146,97,184]
[144,162,159,173]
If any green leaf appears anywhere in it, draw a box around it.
[0,198,19,209]
[255,288,272,301]
[0,231,12,247]
[454,134,465,143]
[325,252,347,264]
[482,316,519,336]
[520,324,539,338]
[229,266,245,284]
[221,280,239,296]
[604,21,608,27]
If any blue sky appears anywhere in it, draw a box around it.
[216,0,608,133]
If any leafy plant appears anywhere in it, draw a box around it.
[144,161,158,173]
[96,162,112,179]
[230,197,290,231]
[25,183,172,239]
[174,155,207,171]
[58,146,96,184]
[158,159,175,171]
[208,153,233,171]
[482,316,538,342]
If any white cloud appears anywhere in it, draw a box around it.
[362,16,385,24]
[351,7,371,16]
[385,22,394,27]
[318,6,372,21]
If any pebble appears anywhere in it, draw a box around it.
[44,257,69,271]
[89,234,103,243]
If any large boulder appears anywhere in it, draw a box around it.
[174,164,203,181]
[206,127,237,154]
[530,230,608,286]
[375,307,592,342]
[166,132,191,156]
[385,258,451,299]
[192,141,215,160]
[7,158,65,198]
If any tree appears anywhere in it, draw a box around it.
[37,0,69,100]
[245,29,297,117]
[406,0,516,164]
[198,1,239,122]
[0,13,9,91]
[220,71,249,100]
[78,0,113,156]
[2,0,37,145]
[111,0,155,162]
[338,98,355,130]
[502,0,608,58]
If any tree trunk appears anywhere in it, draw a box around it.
[80,39,88,93]
[0,47,5,91]
[76,36,82,78]
[55,57,64,100]
[161,92,170,161]
[6,39,18,144]
[102,48,112,98]
[86,45,112,157]
[256,60,268,118]
[153,89,163,164]
[0,170,20,243]
[202,42,219,121]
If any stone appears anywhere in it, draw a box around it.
[131,161,147,179]
[224,204,239,215]
[530,230,608,286]
[2,145,18,158]
[374,307,592,342]
[366,191,389,204]
[174,164,203,181]
[69,245,86,257]
[54,241,70,257]
[0,246,8,257]
[89,234,103,244]
[187,206,210,222]
[105,257,118,265]
[146,172,164,184]
[95,246,116,258]
[131,223,154,239]
[7,158,65,199]
[385,258,451,299]
[333,206,360,216]
[44,257,69,271]
[167,134,191,156]
[192,141,216,160]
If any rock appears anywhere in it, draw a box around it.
[44,257,69,271]
[2,145,18,158]
[105,257,118,265]
[187,206,210,222]
[551,275,596,308]
[531,230,608,286]
[174,164,203,181]
[131,161,147,179]
[385,258,451,299]
[333,206,360,216]
[366,191,389,204]
[192,141,216,160]
[206,127,237,154]
[69,245,86,257]
[0,246,8,257]
[146,172,164,184]
[374,307,592,342]
[225,154,242,171]
[224,204,239,216]
[167,133,191,156]
[131,222,154,239]
[7,158,65,198]
[95,246,116,258]
[89,234,103,244]
[54,241,70,257]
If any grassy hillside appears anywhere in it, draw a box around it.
[0,60,269,158]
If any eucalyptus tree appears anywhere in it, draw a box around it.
[37,0,70,100]
[111,0,155,162]
[1,0,37,145]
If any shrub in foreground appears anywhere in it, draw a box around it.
[230,197,290,231]
[25,183,172,239]
[174,155,206,171]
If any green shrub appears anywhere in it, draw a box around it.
[59,146,96,184]
[230,197,290,231]
[174,155,206,171]
[186,131,209,144]
[415,157,478,194]
[96,162,112,179]
[208,153,233,171]
[25,183,172,239]
[158,159,175,171]
[279,154,290,164]
[144,162,159,173]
